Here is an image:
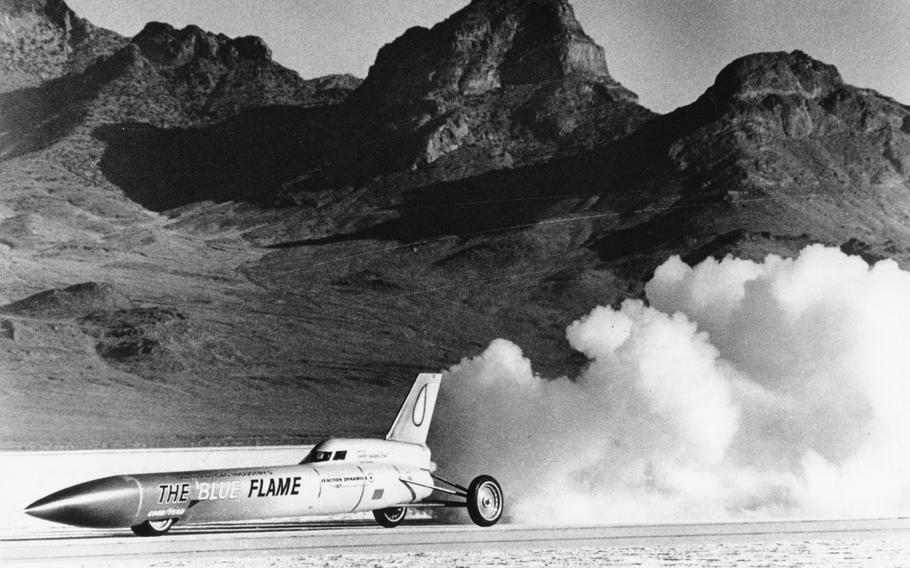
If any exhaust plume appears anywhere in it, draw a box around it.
[431,245,910,523]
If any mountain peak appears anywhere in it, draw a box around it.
[452,0,611,82]
[133,21,271,66]
[353,0,626,110]
[328,0,650,175]
[709,50,843,104]
[1,0,87,41]
[0,0,125,92]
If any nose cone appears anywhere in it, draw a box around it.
[25,476,141,528]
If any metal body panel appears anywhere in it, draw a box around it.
[142,464,321,525]
[24,475,142,528]
[303,438,432,468]
[138,462,426,526]
[28,461,434,528]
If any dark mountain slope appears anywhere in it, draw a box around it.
[92,104,343,210]
[0,19,360,160]
[80,0,654,212]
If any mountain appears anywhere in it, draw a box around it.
[296,49,910,281]
[0,0,362,253]
[1,15,361,159]
[589,50,910,269]
[343,0,651,172]
[0,0,125,93]
[0,0,908,449]
[73,0,655,215]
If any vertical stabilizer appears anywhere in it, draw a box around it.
[386,373,442,445]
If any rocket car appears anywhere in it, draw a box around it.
[25,373,504,535]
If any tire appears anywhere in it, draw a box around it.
[373,506,407,528]
[467,475,503,527]
[131,518,175,536]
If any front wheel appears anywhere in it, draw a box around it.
[131,518,175,536]
[467,475,503,527]
[373,506,407,528]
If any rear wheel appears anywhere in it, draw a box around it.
[467,475,503,527]
[131,518,175,536]
[373,506,407,528]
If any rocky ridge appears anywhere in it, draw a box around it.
[353,0,630,106]
[60,0,655,216]
[2,15,361,160]
[293,49,910,275]
[341,0,650,174]
[611,50,910,264]
[0,0,363,253]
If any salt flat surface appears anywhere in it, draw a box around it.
[184,538,910,568]
[9,535,910,568]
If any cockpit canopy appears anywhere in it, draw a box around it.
[299,438,431,467]
[300,448,347,463]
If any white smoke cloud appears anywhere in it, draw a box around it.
[430,245,910,523]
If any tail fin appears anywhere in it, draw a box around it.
[386,373,442,445]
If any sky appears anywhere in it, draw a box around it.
[67,0,910,113]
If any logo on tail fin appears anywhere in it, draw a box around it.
[412,385,428,426]
[387,373,441,445]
